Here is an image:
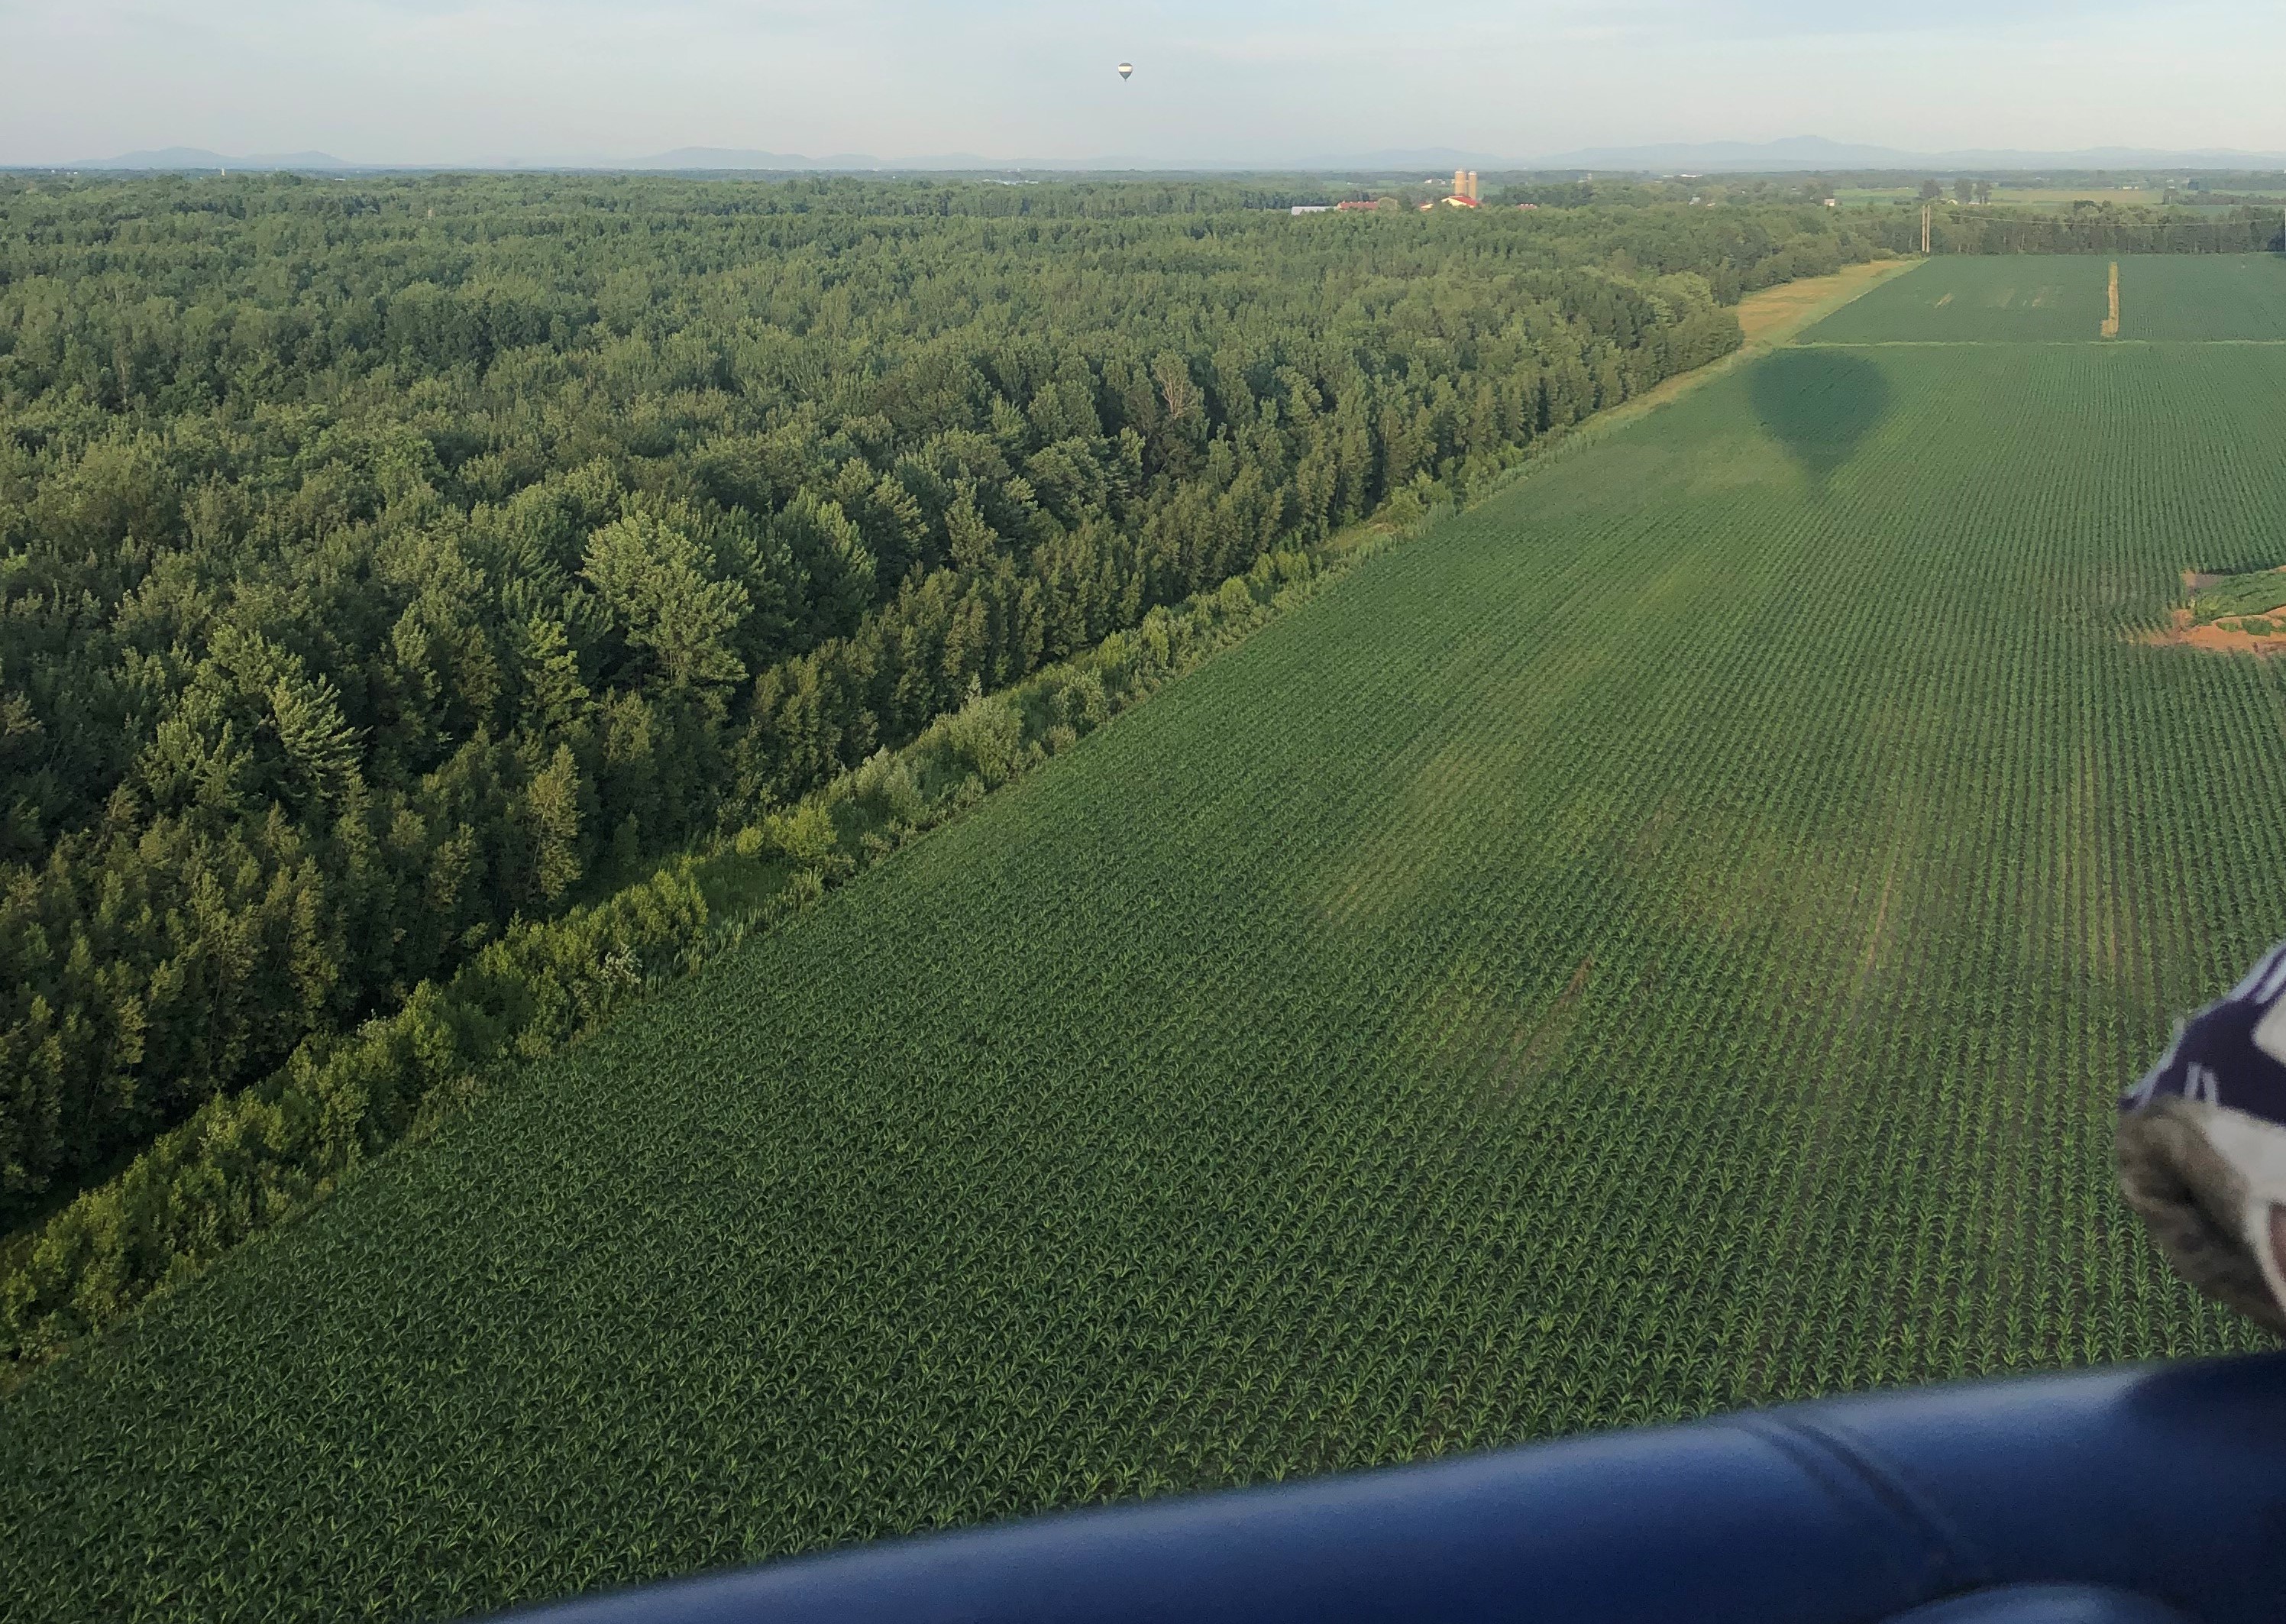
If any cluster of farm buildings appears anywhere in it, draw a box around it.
[1290,170,1541,216]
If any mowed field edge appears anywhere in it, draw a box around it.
[5,297,2286,1621]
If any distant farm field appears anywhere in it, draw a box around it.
[10,272,2286,1620]
[1802,253,2286,343]
[1801,254,2112,341]
[1992,187,2167,209]
[1835,188,2184,210]
[2113,254,2286,340]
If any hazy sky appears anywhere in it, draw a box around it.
[5,0,2281,165]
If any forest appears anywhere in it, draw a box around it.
[0,173,1890,1236]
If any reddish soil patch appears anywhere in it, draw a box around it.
[2143,607,2286,657]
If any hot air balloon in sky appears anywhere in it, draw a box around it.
[1117,62,1133,80]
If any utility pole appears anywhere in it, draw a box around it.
[1922,203,1932,255]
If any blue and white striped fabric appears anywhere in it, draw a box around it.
[2123,940,2286,1120]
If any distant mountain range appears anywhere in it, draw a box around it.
[616,148,1519,174]
[56,145,1083,173]
[1528,136,2286,173]
[71,146,359,171]
[1283,147,1512,173]
[35,135,2286,176]
[53,145,1355,174]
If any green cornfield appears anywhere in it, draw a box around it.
[1802,253,2112,342]
[2113,254,2286,341]
[1805,252,2286,345]
[6,257,2286,1620]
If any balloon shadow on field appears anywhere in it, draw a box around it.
[1750,348,1892,482]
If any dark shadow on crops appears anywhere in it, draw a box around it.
[1751,349,1892,480]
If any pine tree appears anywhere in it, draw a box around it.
[525,746,585,904]
[518,616,593,735]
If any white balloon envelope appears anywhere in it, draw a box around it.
[1117,62,1133,79]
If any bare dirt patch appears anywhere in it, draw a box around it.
[2142,607,2286,657]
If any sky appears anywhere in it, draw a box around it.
[4,0,2282,167]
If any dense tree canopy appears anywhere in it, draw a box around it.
[0,172,1887,1221]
